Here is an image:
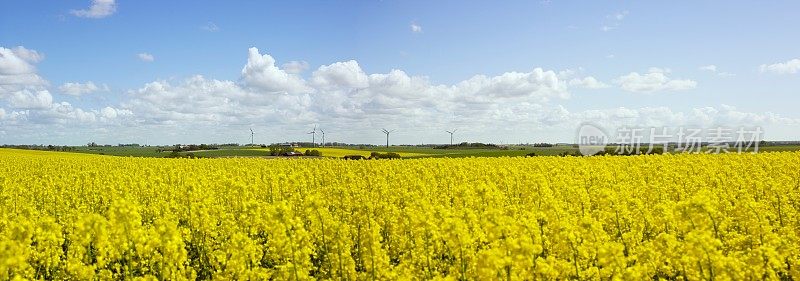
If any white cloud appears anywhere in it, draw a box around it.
[202,22,220,32]
[282,61,309,74]
[241,47,311,93]
[71,0,117,19]
[8,89,53,109]
[0,47,39,75]
[605,54,615,59]
[311,60,369,90]
[122,75,313,125]
[114,49,573,136]
[410,22,423,33]
[137,53,155,62]
[59,81,109,96]
[760,58,800,74]
[699,65,717,72]
[112,49,793,143]
[571,105,799,129]
[0,46,132,130]
[99,106,132,120]
[456,68,568,100]
[3,46,799,144]
[0,46,48,95]
[717,72,736,77]
[568,76,609,89]
[10,46,44,63]
[614,68,697,93]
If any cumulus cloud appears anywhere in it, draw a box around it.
[1,47,41,76]
[137,53,155,62]
[282,61,309,74]
[115,49,575,137]
[0,46,48,95]
[59,81,108,96]
[111,49,797,141]
[614,68,697,93]
[71,0,117,19]
[311,60,369,90]
[570,105,799,131]
[455,69,568,101]
[568,76,609,89]
[122,75,313,126]
[241,47,311,93]
[9,46,44,63]
[760,58,800,74]
[8,89,53,109]
[0,46,131,132]
[3,46,798,144]
[98,106,133,121]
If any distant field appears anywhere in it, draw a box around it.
[50,144,800,159]
[70,146,165,157]
[183,148,272,158]
[62,145,575,158]
[292,147,431,158]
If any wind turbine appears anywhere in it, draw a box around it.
[307,125,317,147]
[446,129,457,146]
[320,129,325,147]
[250,128,254,146]
[382,128,395,147]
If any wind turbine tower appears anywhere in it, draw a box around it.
[382,128,395,147]
[250,128,254,146]
[307,125,317,147]
[446,129,457,146]
[320,129,325,147]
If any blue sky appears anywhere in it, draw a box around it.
[1,0,799,145]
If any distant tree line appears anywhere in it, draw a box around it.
[117,143,141,147]
[369,152,401,159]
[0,145,75,152]
[268,144,295,156]
[164,152,204,159]
[167,144,218,152]
[434,142,499,149]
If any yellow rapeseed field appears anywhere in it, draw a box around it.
[0,148,798,280]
